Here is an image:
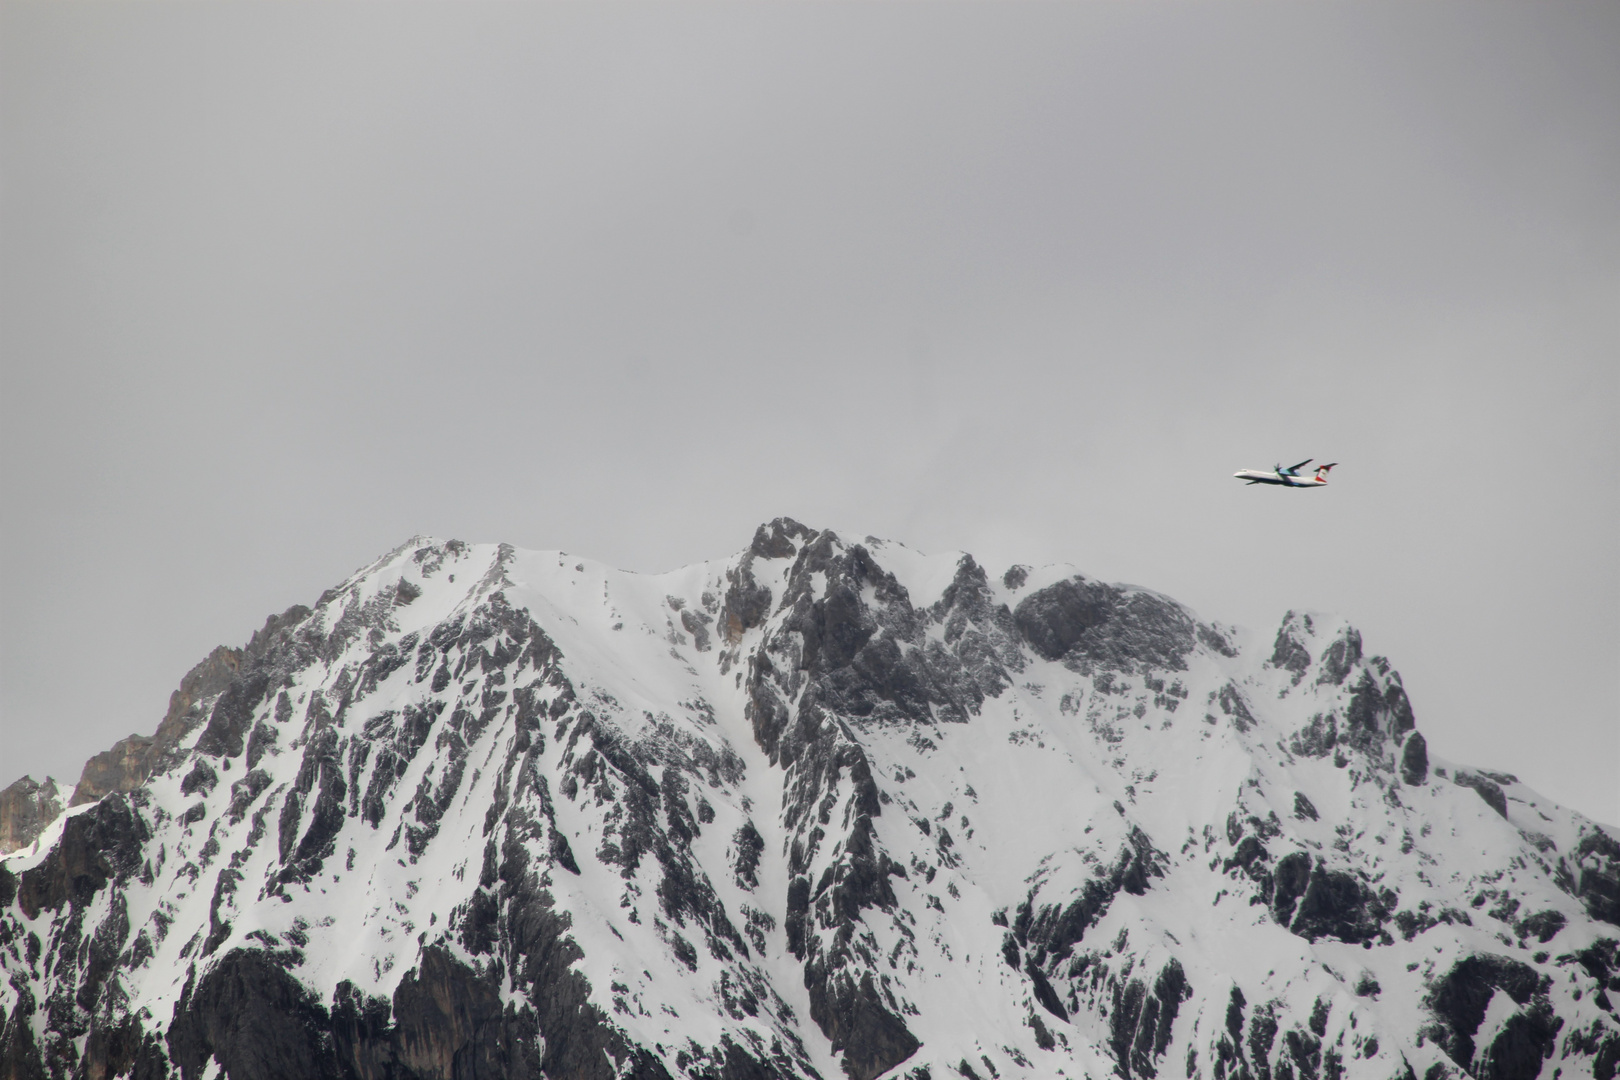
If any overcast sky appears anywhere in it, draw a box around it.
[2,1,1615,824]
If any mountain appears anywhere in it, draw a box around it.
[2,520,1616,1080]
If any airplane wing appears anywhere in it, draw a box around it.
[1285,458,1312,473]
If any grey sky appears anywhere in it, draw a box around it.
[3,2,1616,823]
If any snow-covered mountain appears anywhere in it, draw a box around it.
[3,520,1617,1080]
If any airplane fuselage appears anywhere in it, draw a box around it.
[1233,469,1327,487]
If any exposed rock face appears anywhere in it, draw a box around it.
[2,524,1617,1080]
[68,644,247,807]
[1013,578,1195,677]
[68,734,155,809]
[1423,954,1561,1080]
[1574,827,1620,926]
[13,790,149,921]
[0,777,61,855]
[1400,731,1429,786]
[1453,770,1509,819]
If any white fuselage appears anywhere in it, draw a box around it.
[1233,469,1327,487]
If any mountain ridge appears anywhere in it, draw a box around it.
[2,519,1616,1080]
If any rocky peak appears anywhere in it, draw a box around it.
[67,643,247,808]
[0,775,62,855]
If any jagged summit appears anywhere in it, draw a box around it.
[2,520,1617,1080]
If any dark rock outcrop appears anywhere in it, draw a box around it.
[1245,850,1389,945]
[0,775,62,855]
[1342,668,1416,755]
[1573,827,1620,926]
[15,792,149,920]
[331,946,544,1080]
[1107,960,1191,1079]
[1017,828,1169,972]
[1400,732,1429,786]
[1317,628,1362,686]
[1014,578,1195,675]
[1425,954,1559,1079]
[168,949,344,1080]
[1286,860,1388,944]
[1270,613,1314,681]
[1453,772,1509,819]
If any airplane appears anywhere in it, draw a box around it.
[1234,459,1338,487]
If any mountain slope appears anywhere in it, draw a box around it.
[2,520,1616,1080]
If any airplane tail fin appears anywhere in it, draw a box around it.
[1315,462,1338,478]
